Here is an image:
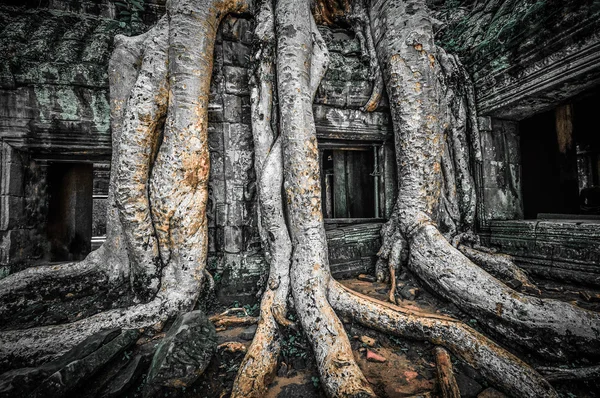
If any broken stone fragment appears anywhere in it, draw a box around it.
[400,285,420,300]
[505,279,522,290]
[580,291,600,302]
[96,353,151,398]
[217,341,247,353]
[145,310,217,390]
[277,362,289,377]
[0,328,121,398]
[455,372,483,398]
[366,350,386,363]
[30,329,140,398]
[240,324,257,341]
[358,335,376,347]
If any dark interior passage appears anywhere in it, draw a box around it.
[520,88,600,218]
[46,162,93,261]
[321,148,376,219]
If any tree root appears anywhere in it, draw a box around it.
[218,342,248,353]
[231,2,293,396]
[410,224,600,360]
[114,17,169,301]
[230,290,280,398]
[276,1,375,396]
[457,244,541,295]
[537,365,600,382]
[328,280,558,397]
[434,346,460,398]
[210,314,260,329]
[0,0,252,373]
[0,256,105,318]
[0,297,171,370]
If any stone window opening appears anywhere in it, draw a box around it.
[318,142,386,226]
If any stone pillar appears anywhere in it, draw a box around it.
[0,143,25,274]
[479,117,524,222]
[46,162,93,261]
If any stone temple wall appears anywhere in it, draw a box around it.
[4,1,599,294]
[0,5,388,300]
[433,0,600,284]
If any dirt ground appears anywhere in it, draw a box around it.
[187,275,600,398]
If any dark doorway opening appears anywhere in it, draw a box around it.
[320,147,377,219]
[520,88,600,218]
[46,163,93,261]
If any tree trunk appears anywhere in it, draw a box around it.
[276,1,375,396]
[0,1,597,397]
[370,0,600,361]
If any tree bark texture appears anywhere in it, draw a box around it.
[276,1,375,396]
[0,0,252,368]
[369,0,600,362]
[0,1,598,397]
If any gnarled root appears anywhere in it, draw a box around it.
[276,1,375,396]
[0,0,252,371]
[0,22,155,321]
[537,365,600,382]
[457,244,541,295]
[410,224,600,360]
[434,346,460,398]
[230,289,281,397]
[231,2,293,396]
[0,297,171,370]
[328,280,558,398]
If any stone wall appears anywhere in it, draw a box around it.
[0,143,48,274]
[435,0,600,120]
[436,1,600,279]
[0,6,388,300]
[478,117,522,223]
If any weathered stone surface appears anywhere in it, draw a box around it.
[480,219,600,286]
[366,350,386,363]
[146,310,217,389]
[0,328,120,397]
[434,0,600,120]
[399,286,420,301]
[28,328,139,398]
[240,325,257,341]
[276,381,319,398]
[96,353,150,398]
[477,387,507,398]
[455,372,483,398]
[358,335,376,347]
[357,274,376,283]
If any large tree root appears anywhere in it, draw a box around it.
[0,297,169,370]
[1,2,597,397]
[0,0,251,371]
[410,224,600,360]
[230,2,293,396]
[0,23,155,319]
[434,346,460,398]
[537,365,600,382]
[369,0,600,364]
[328,280,558,398]
[275,1,375,396]
[457,244,541,295]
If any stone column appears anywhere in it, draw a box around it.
[479,116,524,222]
[0,143,26,274]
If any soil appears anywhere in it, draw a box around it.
[185,275,600,398]
[10,272,598,397]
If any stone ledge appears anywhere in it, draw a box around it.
[480,219,600,284]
